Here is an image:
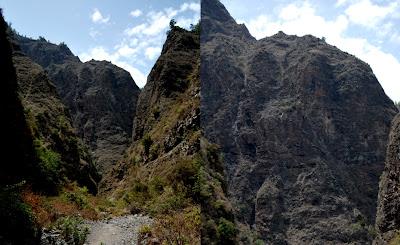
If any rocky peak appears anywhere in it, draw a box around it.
[15,35,79,67]
[132,28,199,141]
[201,0,254,42]
[201,0,233,23]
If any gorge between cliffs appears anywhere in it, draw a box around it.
[1,1,400,244]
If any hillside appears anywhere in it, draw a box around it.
[1,10,99,244]
[15,35,141,173]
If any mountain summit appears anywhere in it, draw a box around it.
[201,0,397,243]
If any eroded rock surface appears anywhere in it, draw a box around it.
[375,115,400,244]
[201,0,398,243]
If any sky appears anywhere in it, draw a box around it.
[221,0,400,102]
[0,0,200,87]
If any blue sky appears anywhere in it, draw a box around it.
[221,0,400,102]
[1,0,200,87]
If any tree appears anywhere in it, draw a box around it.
[190,22,200,35]
[169,19,177,30]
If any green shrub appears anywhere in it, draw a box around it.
[149,176,165,196]
[139,224,152,235]
[63,186,89,209]
[217,218,237,243]
[52,216,89,245]
[34,139,62,191]
[152,106,161,119]
[147,186,187,215]
[0,183,40,244]
[254,239,265,245]
[168,158,197,195]
[141,135,153,156]
[149,144,160,160]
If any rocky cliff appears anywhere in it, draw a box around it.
[15,35,140,173]
[201,0,398,243]
[105,27,202,244]
[12,48,100,193]
[375,114,400,244]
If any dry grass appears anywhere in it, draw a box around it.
[21,183,114,227]
[151,206,201,245]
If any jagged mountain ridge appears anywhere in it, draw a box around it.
[201,0,398,244]
[15,35,141,173]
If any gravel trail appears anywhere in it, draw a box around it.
[84,214,152,245]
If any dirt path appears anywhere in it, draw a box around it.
[84,214,152,245]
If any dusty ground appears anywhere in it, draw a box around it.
[84,214,152,245]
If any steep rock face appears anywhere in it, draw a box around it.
[375,115,400,244]
[108,28,200,189]
[12,49,100,193]
[201,0,398,244]
[132,28,200,141]
[104,28,201,244]
[15,36,140,172]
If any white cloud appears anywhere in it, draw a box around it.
[124,2,200,37]
[124,24,147,36]
[115,61,147,87]
[180,2,200,12]
[244,1,400,101]
[91,8,110,24]
[390,32,400,44]
[117,45,137,57]
[130,9,143,17]
[336,0,351,7]
[143,11,173,36]
[145,47,161,60]
[344,0,398,28]
[246,3,348,40]
[130,38,139,46]
[89,28,100,39]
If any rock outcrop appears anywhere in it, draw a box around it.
[105,27,201,244]
[108,27,200,191]
[201,0,398,243]
[132,27,200,142]
[15,35,140,173]
[375,114,400,244]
